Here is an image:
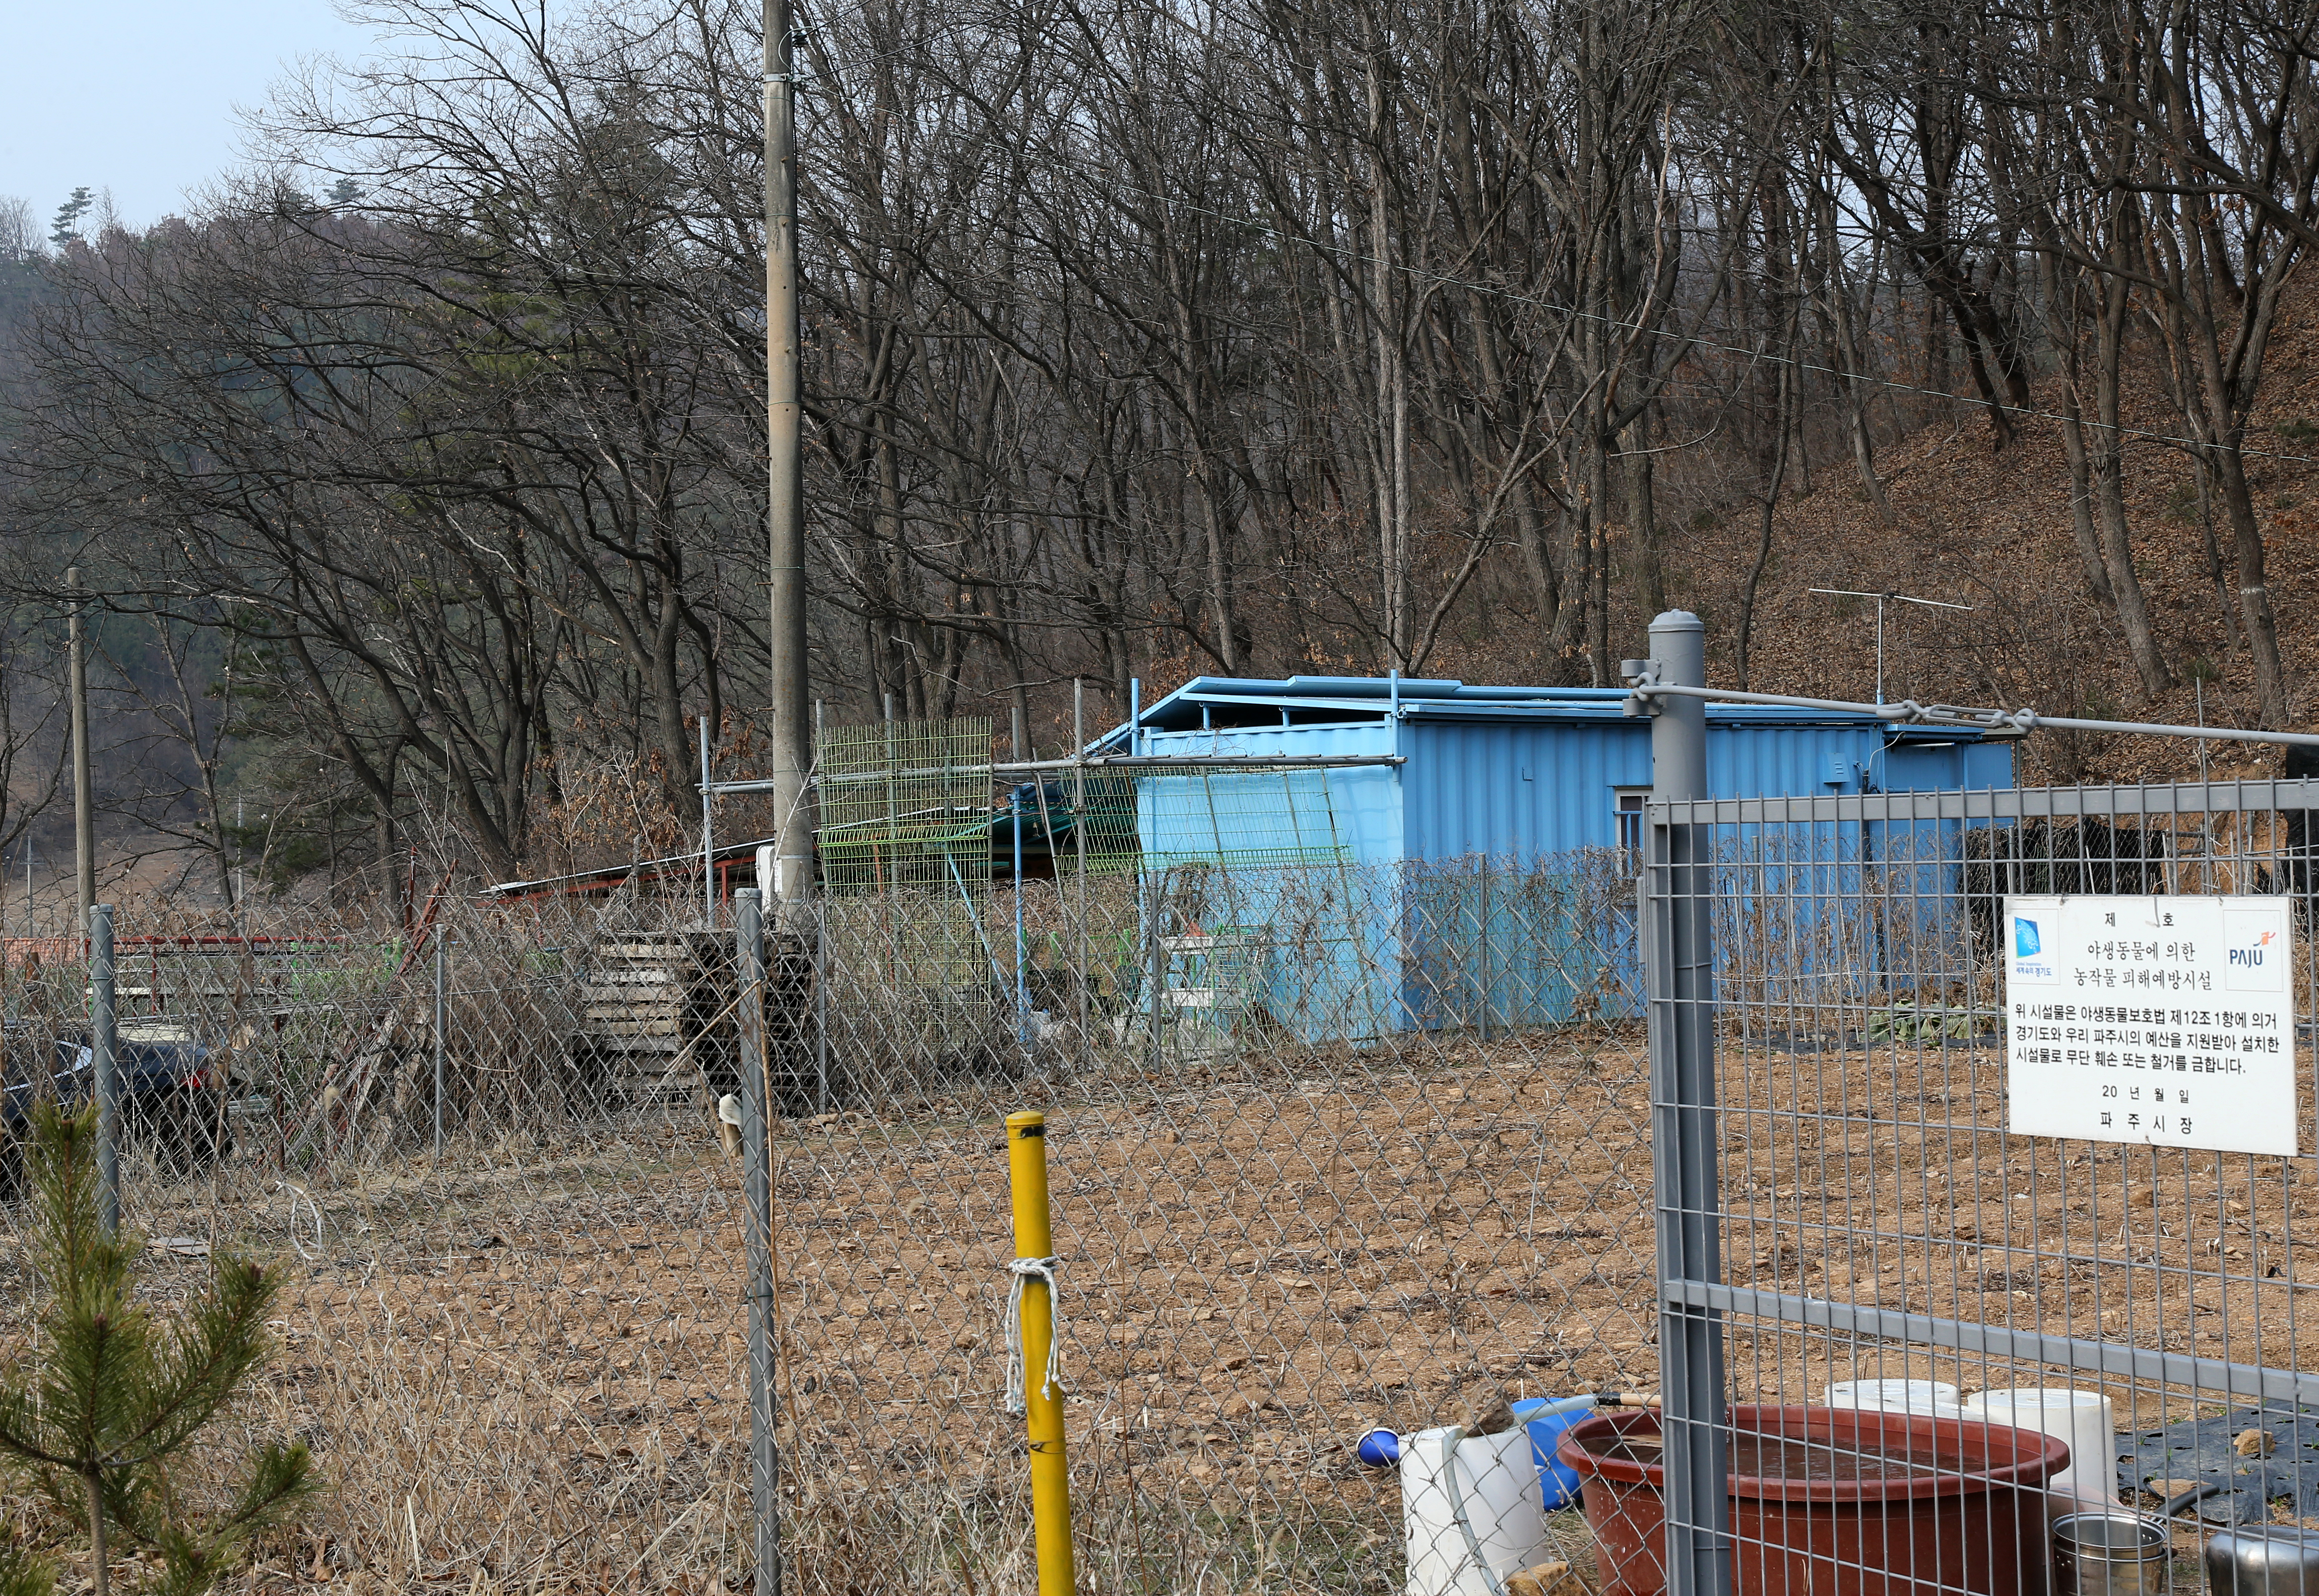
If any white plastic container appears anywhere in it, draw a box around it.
[1825,1379,1964,1412]
[1401,1423,1554,1596]
[1861,1400,1973,1423]
[1967,1387,2118,1506]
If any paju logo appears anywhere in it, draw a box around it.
[2015,918,2041,958]
[2231,928,2279,971]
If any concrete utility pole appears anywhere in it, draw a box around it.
[764,0,813,922]
[67,567,95,932]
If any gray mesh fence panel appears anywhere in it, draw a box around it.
[1646,784,2319,1596]
[17,780,2315,1596]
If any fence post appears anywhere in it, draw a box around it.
[1145,885,1164,1072]
[433,934,447,1160]
[1006,1109,1075,1596]
[1645,610,1730,1596]
[812,906,829,1114]
[735,889,782,1593]
[92,901,118,1232]
[1478,862,1493,1040]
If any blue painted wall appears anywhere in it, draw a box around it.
[1138,722,1401,864]
[1118,678,2017,1041]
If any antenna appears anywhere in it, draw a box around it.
[1808,588,1972,709]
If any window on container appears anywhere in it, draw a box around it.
[1615,788,1649,865]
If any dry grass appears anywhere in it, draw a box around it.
[5,999,2313,1592]
[0,1029,1657,1593]
[0,1128,755,1593]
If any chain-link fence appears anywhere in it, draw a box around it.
[0,843,1663,1592]
[11,702,2319,1596]
[792,848,1656,1589]
[0,891,766,1590]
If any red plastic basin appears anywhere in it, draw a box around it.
[1556,1406,2069,1596]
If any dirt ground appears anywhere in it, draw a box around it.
[754,1020,2319,1588]
[4,1019,2315,1593]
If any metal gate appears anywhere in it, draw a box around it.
[1636,611,2319,1596]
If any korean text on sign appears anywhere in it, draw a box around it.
[2006,895,2298,1157]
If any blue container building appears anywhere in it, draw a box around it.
[1096,676,2016,1043]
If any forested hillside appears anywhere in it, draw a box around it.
[2,0,2316,897]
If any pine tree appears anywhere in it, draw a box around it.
[0,1105,313,1596]
[45,189,91,250]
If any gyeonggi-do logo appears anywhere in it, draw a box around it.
[2011,914,2055,982]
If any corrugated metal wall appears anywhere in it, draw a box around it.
[1400,718,1646,859]
[1138,722,1402,863]
[1138,705,2015,870]
[1131,699,2016,1043]
[1877,736,2017,792]
[1707,717,1874,803]
[1396,713,1998,863]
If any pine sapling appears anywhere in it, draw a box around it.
[0,1103,314,1596]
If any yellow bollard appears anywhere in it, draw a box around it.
[1007,1109,1076,1595]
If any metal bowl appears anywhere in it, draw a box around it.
[2207,1527,2319,1596]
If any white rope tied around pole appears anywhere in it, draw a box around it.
[1003,1255,1064,1416]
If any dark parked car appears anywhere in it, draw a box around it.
[1,1020,231,1194]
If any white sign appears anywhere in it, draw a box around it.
[2005,895,2298,1157]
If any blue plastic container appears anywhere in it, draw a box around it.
[1355,1398,1591,1508]
[1511,1398,1586,1510]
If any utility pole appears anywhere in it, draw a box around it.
[765,0,812,923]
[68,567,94,934]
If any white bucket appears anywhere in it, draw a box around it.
[1401,1423,1554,1596]
[1966,1387,2118,1506]
[1861,1401,1972,1423]
[1825,1379,1964,1411]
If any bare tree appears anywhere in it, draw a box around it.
[2118,0,2319,726]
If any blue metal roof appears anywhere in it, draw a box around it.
[1102,674,2008,746]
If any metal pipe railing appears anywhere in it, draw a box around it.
[703,751,1406,795]
[1619,676,2319,749]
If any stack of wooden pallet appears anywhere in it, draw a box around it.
[568,927,822,1111]
[574,930,740,1105]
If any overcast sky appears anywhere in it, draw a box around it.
[1,0,379,232]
